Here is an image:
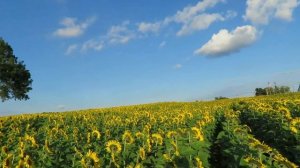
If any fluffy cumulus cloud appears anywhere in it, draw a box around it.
[195,25,257,56]
[244,0,300,25]
[53,17,96,38]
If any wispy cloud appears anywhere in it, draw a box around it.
[244,0,299,25]
[195,25,258,56]
[65,44,78,55]
[176,13,225,36]
[159,41,166,48]
[53,16,96,38]
[107,21,135,44]
[136,0,229,36]
[173,64,183,69]
[138,22,162,33]
[81,39,104,52]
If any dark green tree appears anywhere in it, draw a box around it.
[0,38,32,102]
[255,88,267,96]
[298,84,300,92]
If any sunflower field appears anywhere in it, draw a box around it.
[1,93,300,167]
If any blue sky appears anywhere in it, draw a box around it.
[1,0,300,115]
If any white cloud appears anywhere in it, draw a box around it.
[174,0,225,23]
[176,13,224,36]
[195,25,257,56]
[107,21,135,44]
[244,0,299,25]
[65,44,78,55]
[135,0,229,36]
[138,22,161,33]
[81,39,104,52]
[53,17,96,38]
[174,64,183,69]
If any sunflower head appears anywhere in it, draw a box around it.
[139,147,146,160]
[290,126,298,134]
[86,150,100,165]
[191,127,204,141]
[92,130,101,139]
[195,157,204,168]
[135,132,144,139]
[24,134,38,147]
[122,131,134,144]
[2,146,9,155]
[106,140,122,154]
[166,131,177,139]
[151,133,163,145]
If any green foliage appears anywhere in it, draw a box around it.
[255,85,291,96]
[214,96,229,100]
[0,38,32,102]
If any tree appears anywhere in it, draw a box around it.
[255,88,267,96]
[0,38,32,102]
[215,96,229,100]
[255,85,290,96]
[298,84,300,92]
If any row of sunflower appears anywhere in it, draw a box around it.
[215,109,297,168]
[233,98,300,165]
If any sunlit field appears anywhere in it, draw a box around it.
[1,93,299,167]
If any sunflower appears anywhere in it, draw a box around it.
[24,134,38,147]
[80,158,87,168]
[74,147,83,157]
[151,133,163,145]
[87,133,91,144]
[139,147,146,160]
[92,130,101,139]
[277,158,298,168]
[166,131,177,139]
[2,146,8,155]
[135,132,144,139]
[145,138,151,153]
[244,156,266,168]
[106,140,122,154]
[2,154,12,168]
[163,153,172,162]
[253,143,272,153]
[122,131,134,144]
[195,157,204,168]
[24,155,33,168]
[44,139,52,154]
[291,118,300,126]
[191,127,204,141]
[86,149,100,165]
[290,126,298,134]
[171,141,180,156]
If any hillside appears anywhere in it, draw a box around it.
[1,93,300,167]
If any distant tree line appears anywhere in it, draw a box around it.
[255,85,291,96]
[215,96,229,100]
